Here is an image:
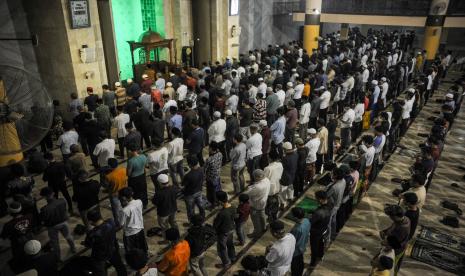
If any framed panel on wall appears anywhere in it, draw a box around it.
[69,0,91,29]
[230,0,239,16]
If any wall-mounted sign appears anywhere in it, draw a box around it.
[230,0,239,16]
[69,0,91,29]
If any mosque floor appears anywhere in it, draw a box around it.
[0,72,463,276]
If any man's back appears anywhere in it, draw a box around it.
[84,219,117,261]
[40,198,68,227]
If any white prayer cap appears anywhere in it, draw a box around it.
[24,240,41,255]
[279,60,284,64]
[446,93,454,99]
[142,74,148,79]
[225,109,232,116]
[287,82,293,87]
[258,77,264,82]
[292,68,297,72]
[381,77,387,82]
[371,80,378,85]
[259,120,267,127]
[265,65,271,69]
[166,82,173,87]
[277,70,283,75]
[408,88,415,93]
[307,128,317,134]
[115,82,121,87]
[213,111,221,118]
[127,78,133,83]
[283,142,293,150]
[157,174,169,184]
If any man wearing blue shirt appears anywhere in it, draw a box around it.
[290,207,311,276]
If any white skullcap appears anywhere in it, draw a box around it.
[24,240,41,255]
[253,169,265,180]
[279,60,284,64]
[307,128,317,134]
[157,174,169,184]
[283,142,293,150]
[292,68,297,72]
[446,93,454,98]
[166,82,173,87]
[258,78,264,82]
[213,111,221,118]
[287,82,293,87]
[277,70,283,75]
[381,77,387,82]
[408,88,415,93]
[265,65,271,69]
[317,86,325,90]
[127,78,133,83]
[266,87,273,92]
[226,56,231,60]
[259,120,267,127]
[142,74,148,79]
[225,109,232,116]
[115,82,121,87]
[371,80,378,85]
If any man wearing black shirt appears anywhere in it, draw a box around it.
[85,209,127,276]
[310,191,332,268]
[1,201,33,263]
[213,191,236,269]
[185,214,207,276]
[42,152,73,214]
[124,123,142,152]
[132,103,152,149]
[74,170,101,230]
[23,240,58,276]
[403,192,420,240]
[39,187,76,260]
[84,87,99,112]
[186,120,205,167]
[149,115,165,147]
[152,174,178,244]
[182,156,205,224]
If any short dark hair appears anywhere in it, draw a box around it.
[86,208,102,222]
[171,127,182,137]
[291,207,305,219]
[315,190,328,200]
[216,191,228,203]
[186,155,199,167]
[239,193,249,203]
[119,187,134,198]
[40,187,53,197]
[234,133,243,142]
[191,214,204,226]
[108,158,118,169]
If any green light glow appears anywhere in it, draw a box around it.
[111,0,165,80]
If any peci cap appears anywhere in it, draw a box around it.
[24,240,41,255]
[307,128,317,134]
[282,142,293,150]
[157,174,169,184]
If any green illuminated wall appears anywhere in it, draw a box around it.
[111,0,165,80]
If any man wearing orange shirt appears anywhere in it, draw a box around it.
[105,158,127,227]
[303,78,311,98]
[157,228,191,276]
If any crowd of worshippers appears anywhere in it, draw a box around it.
[0,27,463,276]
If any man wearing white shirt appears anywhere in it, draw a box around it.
[361,54,368,67]
[248,83,258,102]
[371,48,377,62]
[400,90,415,136]
[318,87,331,123]
[222,77,232,96]
[257,78,267,96]
[352,100,365,142]
[246,124,262,182]
[167,128,184,187]
[305,128,320,183]
[293,80,304,108]
[226,92,239,114]
[392,51,399,66]
[208,111,227,162]
[155,73,165,93]
[93,133,115,168]
[380,77,389,109]
[114,106,131,158]
[118,187,148,256]
[387,53,393,68]
[246,169,270,238]
[340,106,355,150]
[322,57,328,73]
[57,121,79,161]
[147,143,169,192]
[371,80,380,122]
[362,66,370,92]
[266,220,296,276]
[275,84,286,107]
[299,97,311,139]
[426,70,434,104]
[176,83,188,102]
